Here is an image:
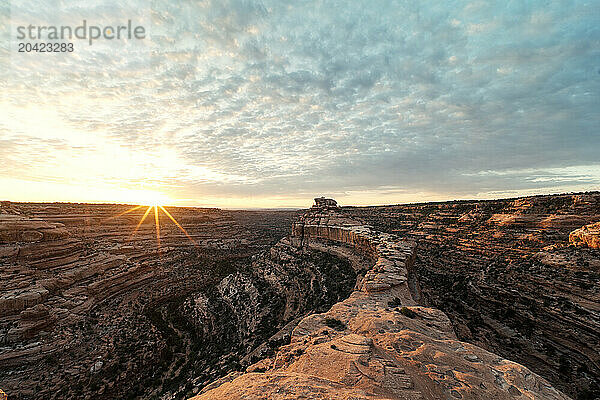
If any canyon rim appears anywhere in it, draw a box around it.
[1,193,599,399]
[2,1,599,399]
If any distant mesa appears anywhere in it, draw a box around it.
[312,197,338,209]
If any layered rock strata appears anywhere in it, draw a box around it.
[174,240,357,397]
[570,222,600,249]
[194,206,569,399]
[344,193,599,398]
[0,202,299,399]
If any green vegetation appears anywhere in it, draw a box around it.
[387,297,402,308]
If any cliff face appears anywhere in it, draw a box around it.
[193,206,570,400]
[570,222,600,249]
[341,193,599,399]
[0,203,299,399]
[163,239,358,396]
[2,194,597,399]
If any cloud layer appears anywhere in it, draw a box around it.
[1,0,599,207]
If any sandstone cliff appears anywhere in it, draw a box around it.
[0,203,299,399]
[349,193,599,398]
[169,239,358,396]
[193,205,570,400]
[2,194,597,399]
[570,222,600,249]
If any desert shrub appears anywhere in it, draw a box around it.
[399,307,417,318]
[324,317,346,331]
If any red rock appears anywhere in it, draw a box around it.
[569,222,600,249]
[193,204,570,400]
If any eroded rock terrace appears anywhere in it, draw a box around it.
[194,202,579,400]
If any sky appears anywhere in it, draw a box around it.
[1,0,599,208]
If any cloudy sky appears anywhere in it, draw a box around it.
[1,0,598,208]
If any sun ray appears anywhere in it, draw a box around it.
[105,205,144,221]
[159,205,197,245]
[120,203,195,252]
[154,205,161,251]
[128,206,152,241]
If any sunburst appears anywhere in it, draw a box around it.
[114,204,197,251]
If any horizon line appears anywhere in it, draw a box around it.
[2,189,598,211]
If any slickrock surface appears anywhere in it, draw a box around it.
[193,205,571,400]
[570,222,600,249]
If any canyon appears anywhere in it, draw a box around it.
[1,193,599,399]
[0,202,303,398]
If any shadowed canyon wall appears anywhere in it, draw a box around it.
[0,203,303,399]
[1,193,598,399]
[342,193,600,399]
[193,199,590,400]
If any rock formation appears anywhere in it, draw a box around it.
[174,238,357,397]
[193,202,570,400]
[312,197,339,209]
[347,193,599,399]
[570,222,600,249]
[2,193,598,399]
[0,202,299,399]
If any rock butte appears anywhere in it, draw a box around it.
[192,199,570,400]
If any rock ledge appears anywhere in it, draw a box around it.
[569,222,600,249]
[192,204,570,400]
